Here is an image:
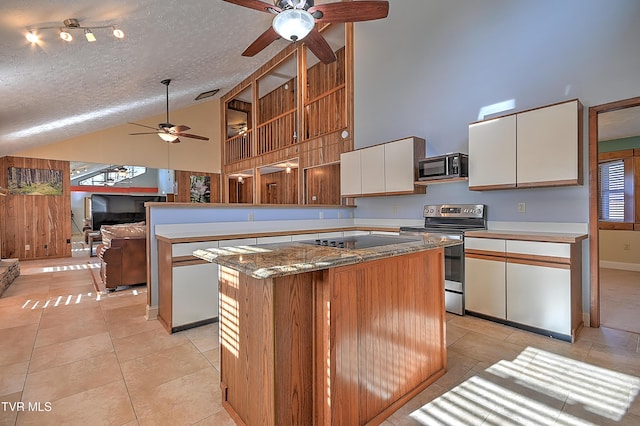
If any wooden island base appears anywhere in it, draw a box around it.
[218,248,447,425]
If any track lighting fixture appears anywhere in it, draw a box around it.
[25,18,125,44]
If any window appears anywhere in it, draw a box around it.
[598,160,625,221]
[79,166,146,186]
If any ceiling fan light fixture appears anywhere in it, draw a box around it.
[158,132,179,143]
[272,9,315,42]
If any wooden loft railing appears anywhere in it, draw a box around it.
[257,109,297,155]
[225,130,253,164]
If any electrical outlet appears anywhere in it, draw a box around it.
[25,244,30,251]
[248,213,254,221]
[518,202,526,213]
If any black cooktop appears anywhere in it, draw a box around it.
[299,235,422,250]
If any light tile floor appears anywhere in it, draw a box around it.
[1,250,639,425]
[600,268,640,334]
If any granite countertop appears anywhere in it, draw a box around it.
[193,235,461,279]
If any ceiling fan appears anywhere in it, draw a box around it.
[224,0,389,64]
[128,79,210,144]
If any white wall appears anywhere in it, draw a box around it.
[13,99,221,173]
[352,0,640,317]
[353,0,640,223]
[600,230,640,271]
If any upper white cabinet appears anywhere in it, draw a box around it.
[385,137,419,193]
[516,100,581,187]
[360,144,386,194]
[468,115,517,189]
[340,150,362,196]
[468,99,583,191]
[340,136,425,197]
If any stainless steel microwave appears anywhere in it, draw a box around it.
[418,153,468,181]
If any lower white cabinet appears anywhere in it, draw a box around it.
[464,236,583,342]
[172,263,219,328]
[465,256,506,319]
[506,261,571,335]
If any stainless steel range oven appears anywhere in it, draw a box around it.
[400,204,487,315]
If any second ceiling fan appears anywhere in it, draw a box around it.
[224,0,389,64]
[128,79,210,144]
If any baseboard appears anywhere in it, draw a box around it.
[146,304,158,320]
[599,261,640,272]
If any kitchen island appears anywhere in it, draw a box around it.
[194,235,457,426]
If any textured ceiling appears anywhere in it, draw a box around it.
[2,1,639,159]
[0,0,327,156]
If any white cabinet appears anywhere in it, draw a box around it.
[516,100,581,187]
[158,239,219,333]
[256,235,292,244]
[340,137,425,197]
[340,150,362,196]
[464,235,583,342]
[384,138,418,193]
[360,144,385,194]
[465,256,506,319]
[173,263,219,328]
[464,237,507,319]
[468,116,516,190]
[468,99,582,191]
[506,261,571,335]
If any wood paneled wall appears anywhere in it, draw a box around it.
[173,170,222,203]
[259,169,299,205]
[221,24,354,205]
[305,163,340,205]
[0,156,71,260]
[228,177,254,204]
[258,78,296,124]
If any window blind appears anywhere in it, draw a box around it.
[598,160,625,221]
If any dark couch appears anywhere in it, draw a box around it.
[96,222,147,291]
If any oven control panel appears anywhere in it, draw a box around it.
[423,204,485,218]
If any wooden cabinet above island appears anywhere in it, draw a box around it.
[194,235,456,425]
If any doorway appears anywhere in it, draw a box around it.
[589,96,640,329]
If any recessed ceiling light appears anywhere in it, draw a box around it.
[195,89,220,101]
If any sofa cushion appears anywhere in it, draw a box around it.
[100,221,146,247]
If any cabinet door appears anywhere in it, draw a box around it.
[360,145,386,194]
[340,150,362,196]
[516,100,580,187]
[173,263,219,327]
[506,261,571,335]
[468,115,516,190]
[384,138,415,193]
[465,256,506,319]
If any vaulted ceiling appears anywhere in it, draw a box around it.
[0,0,319,156]
[2,0,638,159]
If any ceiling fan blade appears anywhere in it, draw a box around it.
[223,0,279,14]
[175,133,210,141]
[169,125,191,133]
[304,28,337,64]
[128,122,160,131]
[309,1,389,23]
[243,26,281,57]
[129,132,160,135]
